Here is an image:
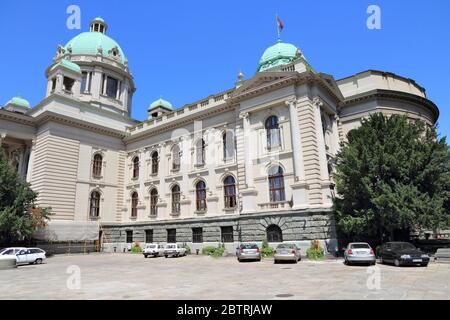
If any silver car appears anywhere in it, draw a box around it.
[236,243,261,262]
[274,243,301,263]
[344,242,376,265]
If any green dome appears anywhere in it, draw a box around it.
[8,96,30,108]
[64,32,126,64]
[149,97,173,111]
[257,40,299,72]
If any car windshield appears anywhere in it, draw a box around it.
[391,242,416,250]
[350,243,370,249]
[166,245,175,249]
[0,249,6,254]
[240,244,258,249]
[277,244,295,249]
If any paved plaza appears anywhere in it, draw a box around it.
[0,253,449,300]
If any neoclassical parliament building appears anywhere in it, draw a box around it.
[0,18,439,253]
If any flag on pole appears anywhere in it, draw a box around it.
[277,16,284,32]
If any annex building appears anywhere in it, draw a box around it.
[0,18,439,253]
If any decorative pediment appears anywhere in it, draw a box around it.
[230,71,298,101]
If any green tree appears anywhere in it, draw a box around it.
[0,147,51,244]
[333,113,450,243]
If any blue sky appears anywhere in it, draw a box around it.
[0,0,448,138]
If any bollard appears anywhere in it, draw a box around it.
[114,246,117,253]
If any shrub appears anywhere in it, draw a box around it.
[202,244,225,257]
[131,241,142,253]
[260,240,273,258]
[306,240,324,260]
[202,246,216,256]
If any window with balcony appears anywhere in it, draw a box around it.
[89,191,100,218]
[150,188,158,216]
[268,166,285,203]
[195,181,207,212]
[171,185,181,214]
[131,192,138,218]
[223,176,236,209]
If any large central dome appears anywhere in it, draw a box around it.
[64,17,126,64]
[257,40,299,72]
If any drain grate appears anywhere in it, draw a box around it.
[281,267,292,270]
[276,293,294,298]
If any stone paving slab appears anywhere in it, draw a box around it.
[0,253,448,300]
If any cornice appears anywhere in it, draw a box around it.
[339,89,439,121]
[0,109,35,126]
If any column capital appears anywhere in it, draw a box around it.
[312,96,324,108]
[239,112,250,120]
[285,97,298,107]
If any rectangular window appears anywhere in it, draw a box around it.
[63,77,74,92]
[106,76,118,99]
[221,226,234,243]
[167,229,176,243]
[145,230,153,243]
[126,230,133,243]
[51,78,56,92]
[192,228,203,243]
[80,72,91,93]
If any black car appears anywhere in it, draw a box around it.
[379,242,429,267]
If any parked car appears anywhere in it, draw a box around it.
[344,242,376,265]
[273,243,301,263]
[379,242,430,267]
[143,243,165,258]
[163,243,186,258]
[10,248,46,265]
[236,243,261,262]
[0,247,27,256]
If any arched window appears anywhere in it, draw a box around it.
[171,185,181,214]
[196,181,207,211]
[150,188,158,216]
[151,151,159,175]
[268,166,285,203]
[266,225,283,242]
[131,192,138,218]
[172,144,180,171]
[89,191,101,218]
[265,116,281,150]
[132,157,140,179]
[223,176,236,208]
[196,139,205,166]
[223,131,234,160]
[92,154,103,177]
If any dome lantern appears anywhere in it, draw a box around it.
[90,17,108,34]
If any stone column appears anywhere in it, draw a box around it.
[239,112,258,213]
[286,98,309,209]
[312,97,332,207]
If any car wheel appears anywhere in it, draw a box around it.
[144,255,148,258]
[394,259,401,267]
[371,261,376,266]
[35,259,43,264]
[164,255,168,258]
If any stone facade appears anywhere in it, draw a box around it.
[0,18,439,254]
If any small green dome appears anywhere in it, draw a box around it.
[149,97,173,111]
[92,17,105,23]
[257,40,299,72]
[65,31,126,64]
[8,96,30,108]
[50,58,81,74]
